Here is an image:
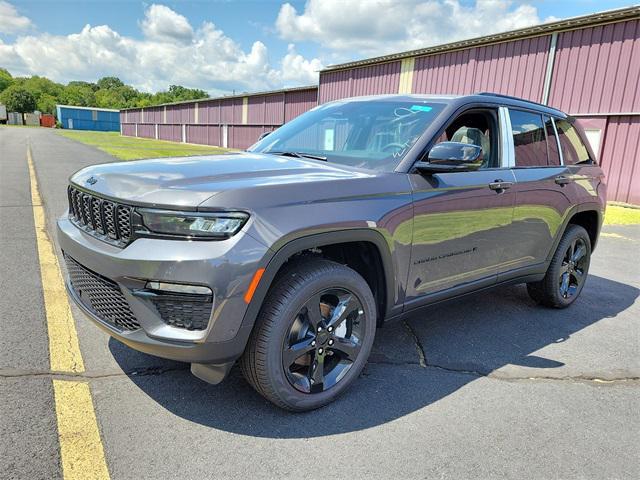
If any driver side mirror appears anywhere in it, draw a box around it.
[257,131,271,141]
[414,141,483,174]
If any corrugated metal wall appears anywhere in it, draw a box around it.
[120,87,318,150]
[137,124,155,139]
[284,88,318,122]
[58,106,120,131]
[319,62,402,103]
[599,116,640,205]
[548,19,640,114]
[411,36,550,100]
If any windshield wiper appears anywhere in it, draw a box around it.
[268,151,327,161]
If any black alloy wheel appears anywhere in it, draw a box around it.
[241,258,377,411]
[558,237,588,299]
[282,288,365,394]
[527,224,591,308]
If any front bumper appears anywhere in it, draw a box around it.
[57,215,269,364]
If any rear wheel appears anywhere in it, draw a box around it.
[241,258,376,411]
[527,224,591,308]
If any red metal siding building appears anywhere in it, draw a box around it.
[120,86,318,151]
[317,7,639,203]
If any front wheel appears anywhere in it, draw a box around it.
[527,224,591,308]
[240,258,377,411]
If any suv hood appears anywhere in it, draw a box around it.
[71,152,378,210]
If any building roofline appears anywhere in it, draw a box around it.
[119,85,318,112]
[322,5,640,72]
[56,104,120,112]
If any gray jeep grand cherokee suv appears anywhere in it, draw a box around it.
[58,93,605,411]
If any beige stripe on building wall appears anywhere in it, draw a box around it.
[163,105,167,124]
[242,97,249,124]
[398,57,415,94]
[194,103,199,124]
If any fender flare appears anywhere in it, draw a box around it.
[239,229,398,333]
[546,202,603,263]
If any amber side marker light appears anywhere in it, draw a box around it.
[244,268,265,304]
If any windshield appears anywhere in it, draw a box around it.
[248,99,447,172]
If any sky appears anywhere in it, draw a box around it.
[0,0,636,96]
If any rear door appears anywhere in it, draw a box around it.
[502,109,576,275]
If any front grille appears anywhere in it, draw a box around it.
[151,297,212,331]
[68,186,133,246]
[64,255,140,332]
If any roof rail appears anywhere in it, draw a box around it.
[475,92,560,111]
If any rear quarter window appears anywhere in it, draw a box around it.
[554,119,592,165]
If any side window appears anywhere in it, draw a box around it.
[554,119,592,165]
[509,109,547,167]
[545,116,561,166]
[439,109,498,168]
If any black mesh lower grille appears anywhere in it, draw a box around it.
[151,298,212,331]
[64,255,140,332]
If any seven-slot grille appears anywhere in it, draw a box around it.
[68,186,133,245]
[64,255,140,332]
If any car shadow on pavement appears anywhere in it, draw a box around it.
[109,274,638,437]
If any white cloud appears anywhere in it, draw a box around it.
[140,4,193,44]
[0,0,32,34]
[279,44,324,84]
[0,3,322,94]
[276,0,555,57]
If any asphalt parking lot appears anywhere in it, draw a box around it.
[1,126,639,479]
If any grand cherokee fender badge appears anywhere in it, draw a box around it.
[86,176,98,185]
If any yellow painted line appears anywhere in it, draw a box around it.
[53,380,110,479]
[28,146,110,479]
[27,146,84,374]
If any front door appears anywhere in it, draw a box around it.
[406,107,516,302]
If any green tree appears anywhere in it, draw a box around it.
[0,68,13,93]
[36,93,57,114]
[95,84,142,109]
[0,85,37,113]
[22,76,63,99]
[67,80,99,92]
[167,84,207,101]
[61,84,96,107]
[96,76,124,90]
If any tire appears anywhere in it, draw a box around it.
[527,224,591,308]
[240,258,377,411]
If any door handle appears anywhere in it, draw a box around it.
[555,175,572,186]
[489,180,513,192]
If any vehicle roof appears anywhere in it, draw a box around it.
[327,93,567,118]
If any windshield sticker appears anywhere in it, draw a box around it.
[410,105,433,112]
[324,129,335,151]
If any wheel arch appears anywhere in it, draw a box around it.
[567,208,601,251]
[240,229,398,333]
[546,204,603,263]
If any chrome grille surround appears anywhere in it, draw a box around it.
[67,186,133,247]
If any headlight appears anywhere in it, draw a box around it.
[139,209,248,239]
